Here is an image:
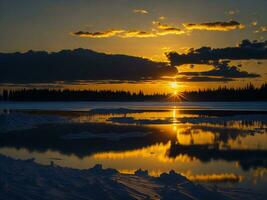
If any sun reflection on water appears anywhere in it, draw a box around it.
[1,109,267,189]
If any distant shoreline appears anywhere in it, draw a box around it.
[1,83,267,101]
[1,99,267,102]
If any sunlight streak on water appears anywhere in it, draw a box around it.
[1,104,267,190]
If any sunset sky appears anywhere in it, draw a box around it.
[1,0,267,93]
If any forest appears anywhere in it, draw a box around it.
[1,83,267,102]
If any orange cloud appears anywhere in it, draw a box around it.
[255,26,267,33]
[153,21,186,35]
[72,30,124,38]
[183,21,245,31]
[121,30,157,38]
[72,21,188,39]
[157,28,186,36]
[251,21,258,26]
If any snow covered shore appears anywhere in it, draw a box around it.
[0,155,264,200]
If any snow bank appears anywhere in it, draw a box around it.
[0,155,264,200]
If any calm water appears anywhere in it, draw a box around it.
[0,101,267,191]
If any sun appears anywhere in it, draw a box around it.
[170,82,178,89]
[167,81,187,101]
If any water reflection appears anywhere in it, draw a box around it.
[0,109,267,190]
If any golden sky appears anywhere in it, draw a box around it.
[1,0,267,93]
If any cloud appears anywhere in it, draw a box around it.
[183,20,245,31]
[72,30,124,38]
[251,21,258,26]
[179,61,260,79]
[255,26,267,33]
[166,39,267,66]
[226,10,240,16]
[176,76,233,82]
[0,49,177,84]
[73,22,187,39]
[121,30,157,38]
[165,40,265,82]
[153,21,186,35]
[133,9,148,14]
[157,28,186,36]
[73,29,157,39]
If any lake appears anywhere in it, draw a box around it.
[0,101,267,192]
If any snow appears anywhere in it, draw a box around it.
[0,154,264,200]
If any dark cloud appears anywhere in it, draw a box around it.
[0,49,177,84]
[166,40,267,66]
[180,61,260,79]
[166,40,265,82]
[183,20,245,31]
[176,76,233,82]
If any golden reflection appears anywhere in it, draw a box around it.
[70,108,267,150]
[176,129,216,145]
[92,142,195,163]
[1,109,267,187]
[172,109,177,123]
[182,172,244,183]
[252,168,267,184]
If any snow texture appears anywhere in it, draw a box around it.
[0,155,264,200]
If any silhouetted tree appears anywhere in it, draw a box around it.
[1,83,267,102]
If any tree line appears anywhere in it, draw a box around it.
[0,89,165,101]
[1,83,267,101]
[181,83,267,101]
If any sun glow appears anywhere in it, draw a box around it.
[170,82,178,89]
[167,81,187,102]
